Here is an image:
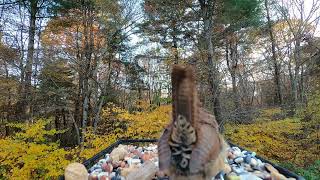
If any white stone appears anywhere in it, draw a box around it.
[65,163,88,180]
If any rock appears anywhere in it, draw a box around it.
[98,172,109,180]
[242,151,248,155]
[228,159,235,164]
[120,165,139,177]
[91,169,103,174]
[264,163,289,180]
[112,161,121,168]
[229,172,238,176]
[215,171,226,180]
[232,147,242,157]
[141,152,151,162]
[265,163,279,174]
[239,173,262,180]
[88,143,298,180]
[271,172,288,180]
[250,158,258,167]
[99,159,107,165]
[90,164,102,172]
[111,176,123,180]
[105,155,112,163]
[124,155,131,161]
[234,157,244,164]
[145,144,157,151]
[88,173,99,180]
[244,155,252,164]
[252,170,271,179]
[227,151,234,158]
[128,145,135,152]
[232,166,245,174]
[126,161,157,180]
[102,163,113,173]
[110,145,128,162]
[137,147,143,152]
[244,164,253,172]
[130,158,141,166]
[229,154,236,160]
[120,161,126,168]
[65,163,88,180]
[225,175,241,180]
[232,147,241,152]
[110,172,116,177]
[223,164,232,174]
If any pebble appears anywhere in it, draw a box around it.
[110,145,128,162]
[232,166,245,174]
[98,172,109,179]
[102,163,113,173]
[85,144,296,180]
[121,166,138,177]
[239,173,262,180]
[234,157,244,164]
[253,170,271,179]
[244,155,252,164]
[126,161,157,180]
[99,159,107,165]
[250,158,258,167]
[226,175,241,180]
[64,163,88,180]
[244,164,253,172]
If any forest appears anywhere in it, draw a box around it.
[0,0,319,179]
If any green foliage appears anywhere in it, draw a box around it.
[280,160,320,180]
[0,119,71,179]
[303,91,320,126]
[220,0,263,30]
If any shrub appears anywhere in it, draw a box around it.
[0,119,71,179]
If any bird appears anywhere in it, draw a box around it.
[158,65,228,180]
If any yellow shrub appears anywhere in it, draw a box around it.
[79,104,171,161]
[224,117,318,167]
[0,119,71,179]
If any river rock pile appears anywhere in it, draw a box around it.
[87,144,296,180]
[223,146,296,180]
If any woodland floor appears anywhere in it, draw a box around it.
[224,108,320,179]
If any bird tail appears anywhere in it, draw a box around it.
[171,65,198,126]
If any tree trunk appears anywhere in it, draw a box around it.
[199,0,223,129]
[69,110,80,145]
[22,0,38,121]
[265,0,282,105]
[74,25,82,127]
[172,32,179,64]
[226,36,240,109]
[80,3,94,147]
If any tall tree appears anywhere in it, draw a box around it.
[197,0,224,126]
[221,0,262,110]
[142,0,193,64]
[265,0,282,105]
[276,0,320,113]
